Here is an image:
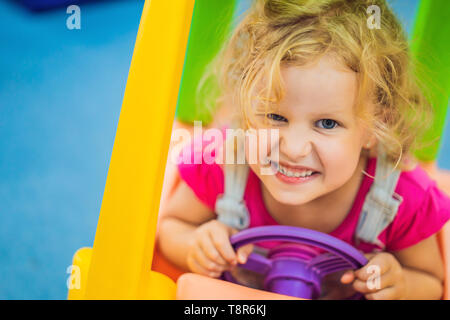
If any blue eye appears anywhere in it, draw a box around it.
[317,119,338,129]
[267,113,288,122]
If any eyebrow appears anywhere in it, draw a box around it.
[256,102,352,118]
[309,110,350,117]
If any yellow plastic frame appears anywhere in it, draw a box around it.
[68,0,194,299]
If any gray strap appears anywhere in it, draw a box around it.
[215,130,250,230]
[215,164,250,230]
[355,144,403,247]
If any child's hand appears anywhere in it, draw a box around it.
[340,252,407,300]
[186,220,254,278]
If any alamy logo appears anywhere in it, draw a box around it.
[66,265,81,290]
[66,5,81,30]
[170,121,280,176]
[367,5,381,29]
[366,265,381,290]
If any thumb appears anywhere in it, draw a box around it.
[236,244,254,264]
[340,270,355,284]
[226,227,252,264]
[229,227,240,236]
[364,253,377,262]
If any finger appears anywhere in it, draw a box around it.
[197,235,228,266]
[208,227,238,265]
[354,253,392,281]
[364,253,377,260]
[352,270,395,293]
[365,286,398,300]
[229,227,239,236]
[236,244,254,264]
[229,227,251,264]
[187,255,222,278]
[340,270,355,284]
[193,246,225,273]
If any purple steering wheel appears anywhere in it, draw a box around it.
[221,226,368,299]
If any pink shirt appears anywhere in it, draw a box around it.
[177,132,450,253]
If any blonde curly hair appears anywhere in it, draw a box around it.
[198,0,434,171]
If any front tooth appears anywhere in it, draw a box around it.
[297,170,311,177]
[303,170,312,177]
[278,165,314,178]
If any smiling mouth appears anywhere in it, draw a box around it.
[269,160,320,178]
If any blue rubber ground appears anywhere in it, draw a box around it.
[0,0,144,299]
[0,0,448,299]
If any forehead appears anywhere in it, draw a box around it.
[279,56,358,115]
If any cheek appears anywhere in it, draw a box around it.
[317,138,362,176]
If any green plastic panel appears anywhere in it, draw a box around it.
[176,0,238,124]
[411,0,450,161]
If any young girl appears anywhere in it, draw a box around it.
[158,0,450,299]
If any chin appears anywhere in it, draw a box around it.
[268,188,313,206]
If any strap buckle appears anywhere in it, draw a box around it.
[215,195,250,230]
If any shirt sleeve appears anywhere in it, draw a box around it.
[176,134,225,211]
[385,182,450,252]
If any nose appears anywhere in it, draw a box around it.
[279,125,313,162]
